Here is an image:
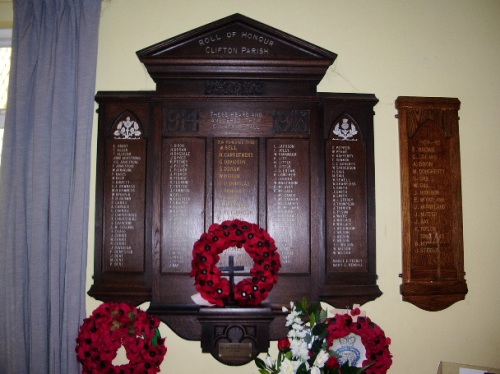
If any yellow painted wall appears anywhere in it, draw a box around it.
[0,0,13,28]
[87,1,500,373]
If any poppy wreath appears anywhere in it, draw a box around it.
[76,302,167,373]
[190,219,281,307]
[326,308,392,373]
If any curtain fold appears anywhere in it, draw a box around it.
[0,1,101,373]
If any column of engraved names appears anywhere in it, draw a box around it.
[163,138,205,273]
[167,143,190,270]
[410,139,451,266]
[214,138,258,270]
[106,142,144,271]
[327,139,367,273]
[267,139,309,273]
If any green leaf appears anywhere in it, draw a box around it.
[276,352,283,370]
[309,312,316,326]
[296,362,309,374]
[298,297,309,312]
[310,338,323,353]
[312,322,326,336]
[254,357,266,369]
[151,328,161,347]
[255,357,267,370]
[308,301,320,315]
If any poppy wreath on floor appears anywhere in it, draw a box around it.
[326,308,392,373]
[190,219,281,307]
[76,302,167,373]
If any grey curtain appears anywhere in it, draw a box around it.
[0,1,101,373]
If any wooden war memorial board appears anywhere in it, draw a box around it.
[89,14,381,364]
[396,96,467,311]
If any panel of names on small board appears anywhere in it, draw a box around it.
[408,124,454,278]
[396,96,467,311]
[325,115,367,273]
[103,115,147,273]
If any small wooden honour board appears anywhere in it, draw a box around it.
[396,96,467,311]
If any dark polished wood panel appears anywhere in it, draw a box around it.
[396,96,467,311]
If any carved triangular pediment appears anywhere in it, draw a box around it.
[136,14,337,94]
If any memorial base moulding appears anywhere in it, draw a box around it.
[198,307,276,365]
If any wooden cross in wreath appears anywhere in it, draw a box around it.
[219,255,244,306]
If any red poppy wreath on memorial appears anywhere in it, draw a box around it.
[76,302,167,374]
[190,219,281,307]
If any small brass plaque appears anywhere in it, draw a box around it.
[218,342,253,358]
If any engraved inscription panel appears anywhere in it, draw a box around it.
[326,116,367,273]
[104,137,146,272]
[165,108,274,137]
[409,121,455,278]
[214,138,259,270]
[200,110,273,136]
[163,23,281,59]
[162,138,206,273]
[267,139,310,273]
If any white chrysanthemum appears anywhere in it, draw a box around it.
[313,349,330,368]
[288,320,308,339]
[288,329,308,340]
[278,358,296,374]
[311,366,321,374]
[290,339,309,361]
[295,329,308,339]
[285,310,300,327]
[264,354,276,368]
